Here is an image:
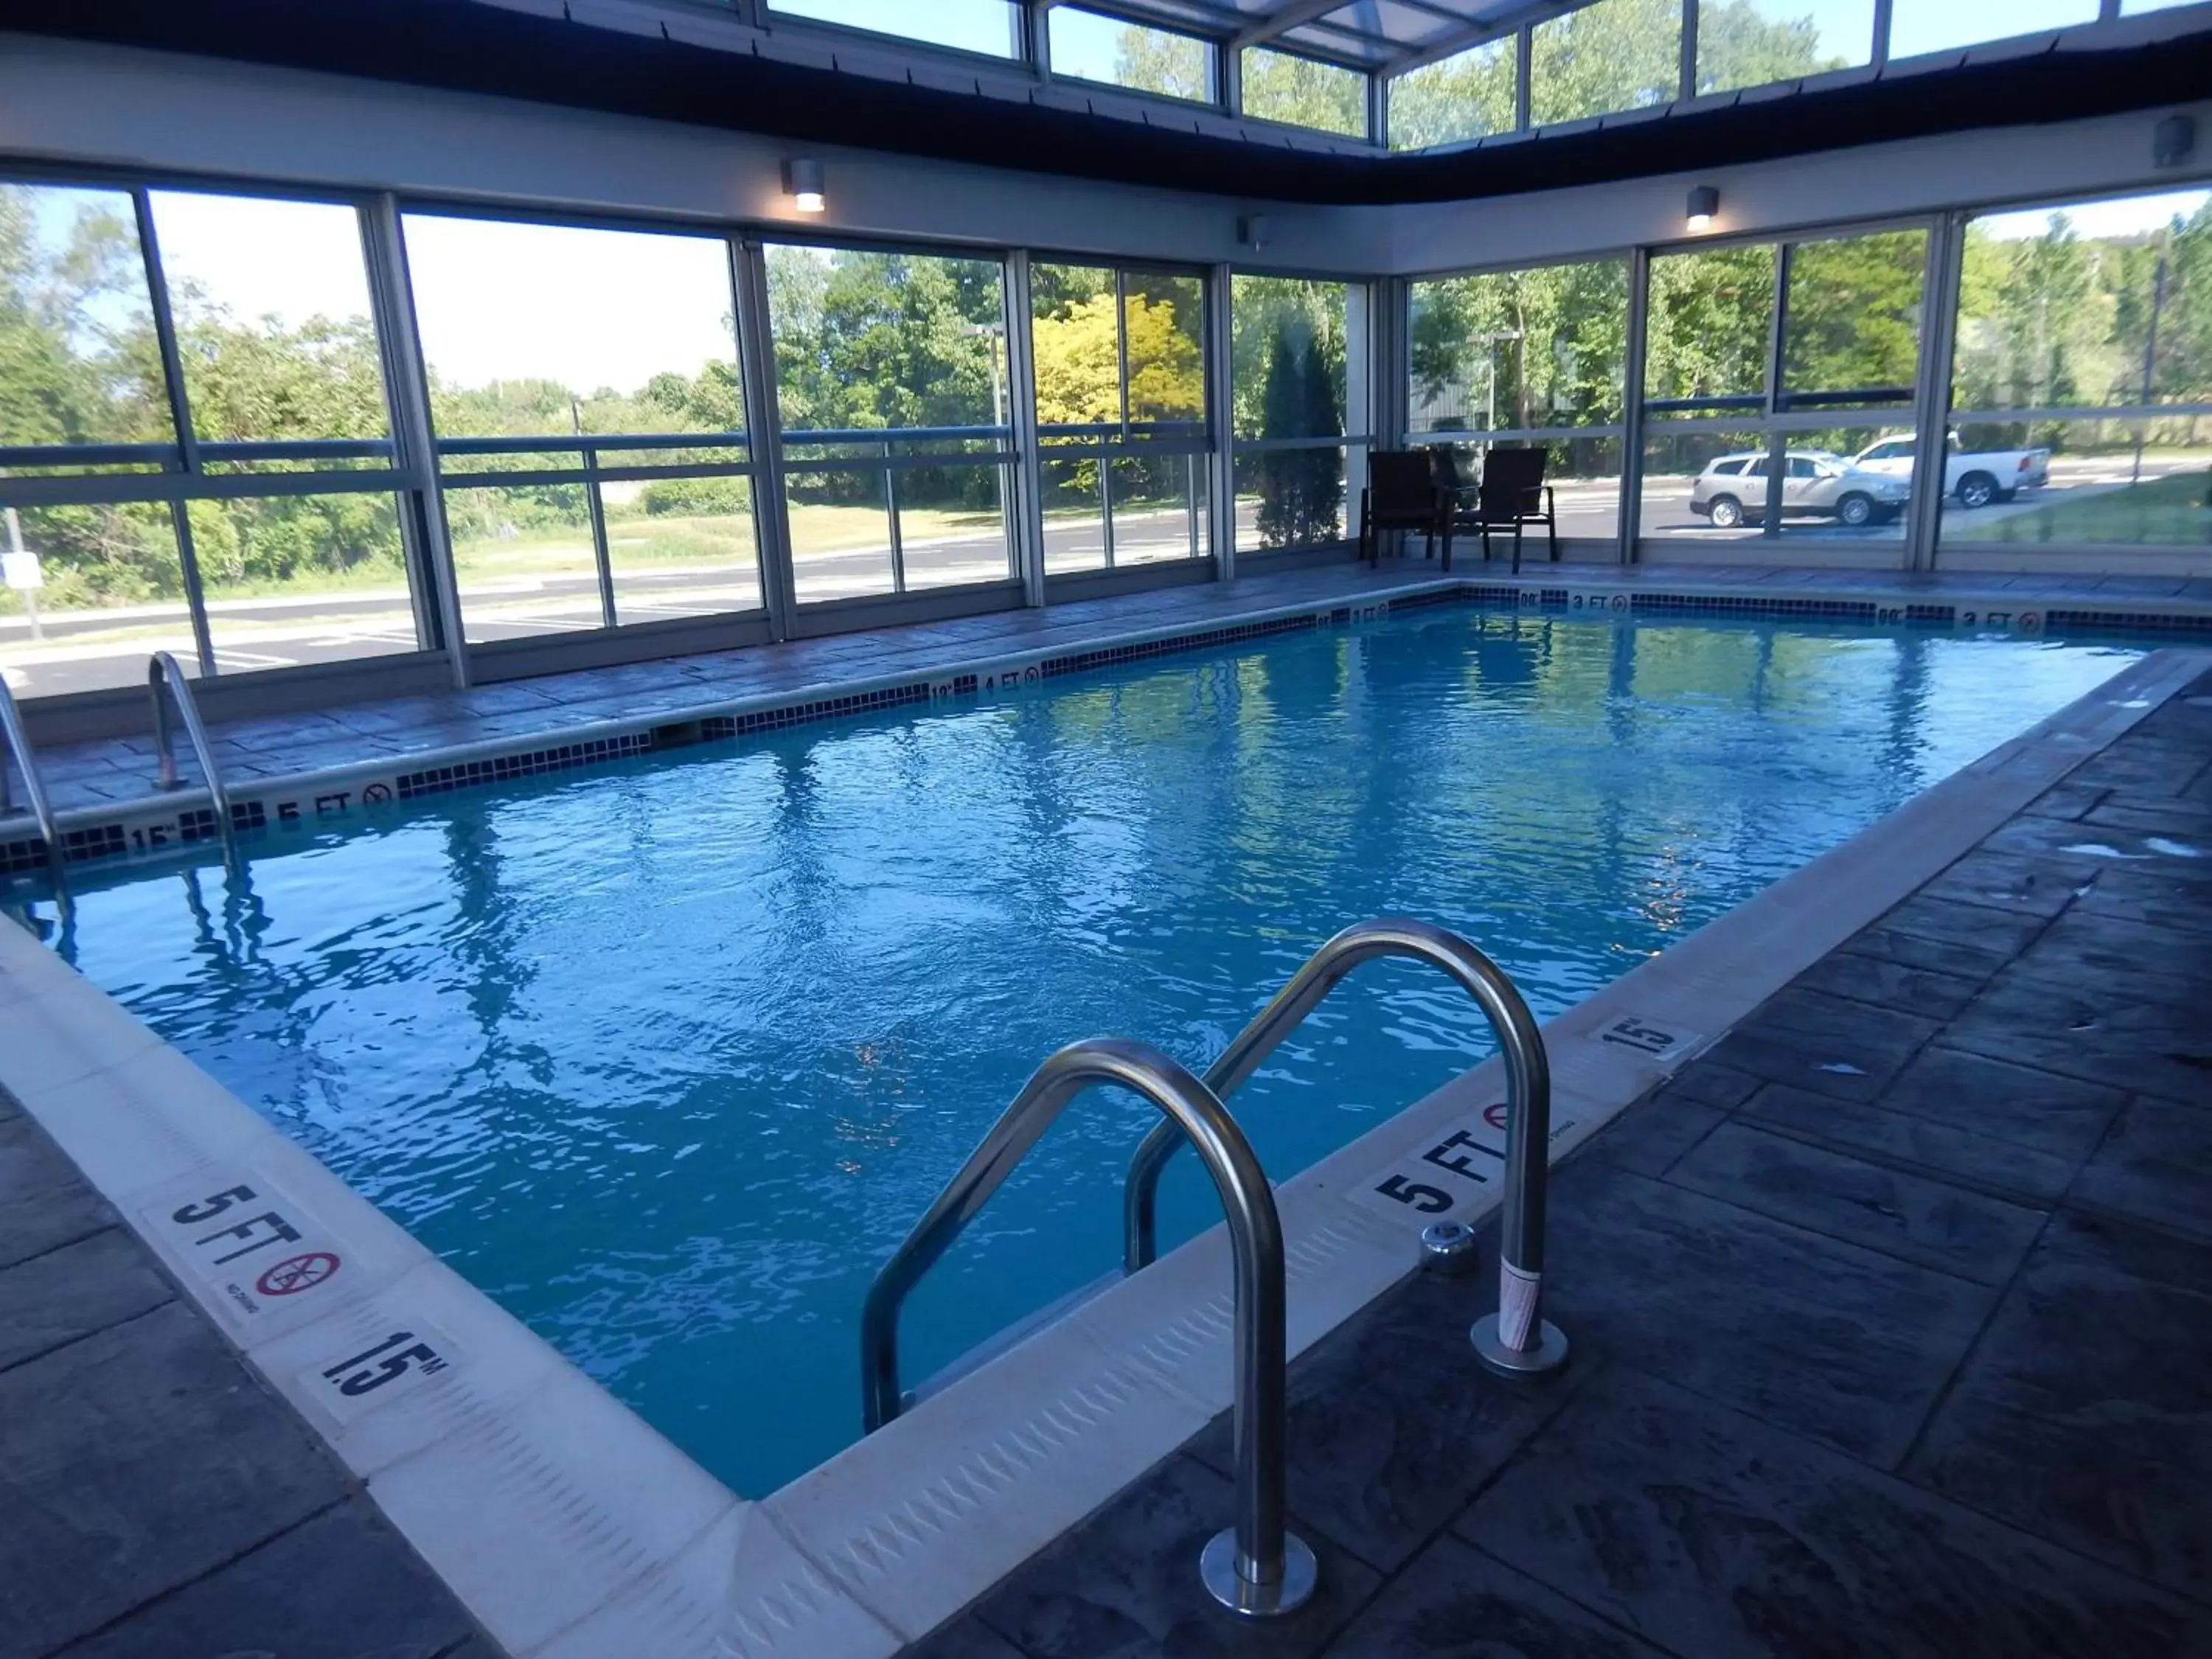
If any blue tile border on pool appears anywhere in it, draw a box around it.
[3,574,2207,883]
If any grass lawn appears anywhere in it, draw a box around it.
[1947,470,2212,545]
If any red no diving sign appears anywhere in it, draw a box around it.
[257,1251,343,1296]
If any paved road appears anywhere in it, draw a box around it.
[0,507,1225,700]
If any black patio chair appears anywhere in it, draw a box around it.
[1358,450,1451,568]
[1441,446,1559,575]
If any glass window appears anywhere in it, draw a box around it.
[1943,187,2212,556]
[1,184,187,698]
[1389,41,1518,150]
[406,213,759,641]
[1241,47,1368,137]
[185,491,420,670]
[1051,8,1213,101]
[1410,260,1630,432]
[1032,263,1209,574]
[407,215,744,443]
[1887,0,2096,59]
[0,183,170,453]
[149,192,389,452]
[1640,428,1774,538]
[1645,244,1776,408]
[1234,276,1361,552]
[1410,259,1629,546]
[766,245,1012,603]
[1697,0,1872,95]
[768,0,1020,57]
[0,504,195,700]
[142,192,422,668]
[1781,229,1926,408]
[1530,0,1681,126]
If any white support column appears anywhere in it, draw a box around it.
[1222,38,1243,116]
[734,237,798,641]
[1905,213,1966,572]
[1617,247,1652,563]
[1208,262,1238,580]
[364,195,470,688]
[1004,249,1048,608]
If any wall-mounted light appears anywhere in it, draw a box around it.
[1237,214,1271,251]
[783,158,827,215]
[1685,186,1719,232]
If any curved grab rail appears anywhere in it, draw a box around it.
[0,678,64,882]
[1122,917,1565,1375]
[148,653,232,838]
[861,1036,1314,1615]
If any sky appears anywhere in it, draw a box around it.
[147,193,740,393]
[771,0,1023,58]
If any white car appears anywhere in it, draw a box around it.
[1688,450,1911,529]
[1851,432,2050,509]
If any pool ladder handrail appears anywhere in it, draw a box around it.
[0,677,66,881]
[149,652,233,841]
[1123,917,1568,1377]
[860,1036,1316,1618]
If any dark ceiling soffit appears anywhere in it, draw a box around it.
[10,0,2211,206]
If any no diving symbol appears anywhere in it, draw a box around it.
[1483,1102,1509,1133]
[361,782,393,804]
[257,1252,341,1297]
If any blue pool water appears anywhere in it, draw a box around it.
[44,611,2135,1495]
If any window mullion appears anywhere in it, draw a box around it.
[134,189,218,678]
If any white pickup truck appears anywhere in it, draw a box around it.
[1851,432,2051,509]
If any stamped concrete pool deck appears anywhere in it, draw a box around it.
[900,669,2212,1658]
[0,1085,492,1659]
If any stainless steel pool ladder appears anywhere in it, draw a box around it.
[860,1037,1317,1618]
[149,652,233,844]
[1124,917,1568,1377]
[0,677,65,882]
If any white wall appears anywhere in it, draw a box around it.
[0,33,1370,272]
[1380,100,2212,275]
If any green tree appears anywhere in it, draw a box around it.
[1242,46,1367,136]
[1390,44,1517,150]
[1697,0,1848,96]
[1529,0,1680,126]
[1106,24,1211,102]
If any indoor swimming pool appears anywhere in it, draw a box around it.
[31,608,2140,1495]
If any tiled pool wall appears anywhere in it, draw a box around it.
[7,577,2210,884]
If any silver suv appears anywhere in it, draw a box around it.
[1688,450,1911,529]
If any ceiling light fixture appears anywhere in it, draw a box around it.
[1686,185,1719,232]
[784,158,827,215]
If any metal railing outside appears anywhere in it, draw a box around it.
[148,651,233,842]
[0,678,65,882]
[860,1035,1316,1618]
[1122,916,1568,1377]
